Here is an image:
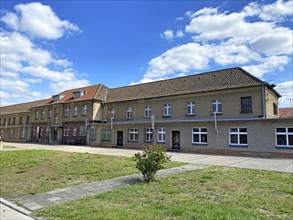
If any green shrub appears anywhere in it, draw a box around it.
[134,144,171,182]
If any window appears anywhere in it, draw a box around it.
[8,118,11,125]
[157,128,166,143]
[212,100,222,114]
[241,96,252,113]
[10,129,13,138]
[64,128,69,136]
[73,128,77,136]
[19,117,22,124]
[21,129,25,138]
[33,128,37,136]
[65,107,69,117]
[129,128,138,141]
[73,105,78,116]
[102,127,111,141]
[46,127,50,136]
[187,101,196,115]
[163,104,171,117]
[40,128,44,137]
[26,116,29,123]
[192,128,207,144]
[273,103,278,115]
[90,127,96,141]
[145,106,151,118]
[229,128,248,146]
[110,109,116,119]
[82,104,87,116]
[41,110,45,119]
[48,109,52,118]
[276,128,293,147]
[35,111,39,119]
[13,117,15,125]
[126,107,133,118]
[145,128,153,142]
[54,116,58,125]
[52,95,60,101]
[80,126,86,136]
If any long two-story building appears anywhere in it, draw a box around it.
[1,68,292,157]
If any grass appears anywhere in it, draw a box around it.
[37,166,293,220]
[0,149,183,199]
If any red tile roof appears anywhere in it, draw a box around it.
[0,99,49,115]
[279,108,293,118]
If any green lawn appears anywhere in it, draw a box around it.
[0,149,183,199]
[37,166,293,220]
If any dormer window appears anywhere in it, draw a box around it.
[52,95,60,101]
[73,91,86,99]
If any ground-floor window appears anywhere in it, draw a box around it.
[64,128,70,136]
[229,128,248,146]
[129,128,138,142]
[21,128,25,138]
[79,126,86,136]
[192,128,207,144]
[276,127,293,147]
[73,128,77,137]
[90,127,96,141]
[157,128,166,143]
[145,128,153,142]
[102,127,111,141]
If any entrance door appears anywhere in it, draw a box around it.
[172,131,180,150]
[116,131,123,146]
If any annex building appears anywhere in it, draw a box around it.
[1,67,292,157]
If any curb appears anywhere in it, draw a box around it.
[0,197,35,219]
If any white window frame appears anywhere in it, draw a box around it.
[73,128,77,137]
[129,128,138,142]
[41,110,45,119]
[229,128,248,146]
[163,104,171,117]
[21,128,25,138]
[54,116,58,125]
[192,128,207,144]
[82,104,87,116]
[187,101,196,115]
[145,128,153,142]
[212,100,222,114]
[275,127,293,147]
[35,110,39,119]
[65,107,70,117]
[126,107,133,119]
[145,106,151,118]
[64,128,69,136]
[48,109,52,118]
[73,105,78,116]
[157,128,166,143]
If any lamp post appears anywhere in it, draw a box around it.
[110,109,115,146]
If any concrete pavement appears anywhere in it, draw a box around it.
[4,142,293,173]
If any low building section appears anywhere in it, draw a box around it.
[0,67,292,157]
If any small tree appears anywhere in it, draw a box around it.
[134,144,171,182]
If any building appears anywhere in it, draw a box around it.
[1,67,292,157]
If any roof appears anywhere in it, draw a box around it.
[279,108,293,118]
[0,99,48,115]
[36,84,108,106]
[106,67,267,102]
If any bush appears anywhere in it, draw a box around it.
[134,144,171,182]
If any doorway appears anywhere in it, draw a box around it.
[172,131,180,150]
[116,131,123,146]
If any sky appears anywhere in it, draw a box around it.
[0,0,292,107]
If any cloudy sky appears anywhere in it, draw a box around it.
[1,0,292,107]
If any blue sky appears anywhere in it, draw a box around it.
[1,0,292,107]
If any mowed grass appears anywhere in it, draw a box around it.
[37,166,293,220]
[0,150,183,199]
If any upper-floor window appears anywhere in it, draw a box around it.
[54,116,58,125]
[129,128,138,142]
[73,105,78,116]
[41,110,45,119]
[229,128,248,146]
[48,109,52,118]
[126,107,133,118]
[145,106,151,118]
[8,118,11,125]
[19,117,22,124]
[35,111,39,119]
[3,118,6,125]
[145,128,153,142]
[276,128,293,147]
[82,104,87,116]
[110,109,116,119]
[187,101,196,115]
[52,95,60,101]
[163,104,171,117]
[157,128,166,143]
[65,106,70,117]
[192,128,207,144]
[212,100,222,114]
[241,96,252,113]
[273,103,278,115]
[73,91,85,99]
[13,117,15,125]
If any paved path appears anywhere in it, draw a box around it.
[4,142,293,173]
[13,164,202,211]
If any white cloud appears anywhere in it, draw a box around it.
[160,29,174,40]
[259,0,293,22]
[1,2,80,39]
[275,81,293,107]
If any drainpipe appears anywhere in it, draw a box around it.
[261,83,266,118]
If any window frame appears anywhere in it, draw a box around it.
[163,104,171,117]
[145,106,151,118]
[126,107,133,119]
[229,128,248,146]
[102,127,111,141]
[192,128,207,144]
[145,128,153,142]
[73,105,78,117]
[212,100,222,114]
[129,128,138,142]
[240,96,252,113]
[82,104,87,116]
[275,127,293,148]
[157,128,166,143]
[187,101,196,115]
[65,106,70,117]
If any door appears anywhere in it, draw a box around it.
[172,131,180,150]
[116,131,123,146]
